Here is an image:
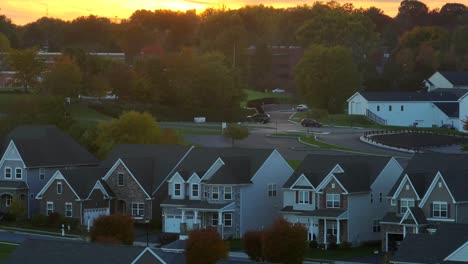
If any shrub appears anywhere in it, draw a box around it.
[61,217,80,231]
[318,243,326,250]
[1,213,15,222]
[185,229,228,264]
[30,215,48,227]
[328,241,338,250]
[338,241,352,250]
[309,240,318,249]
[90,214,135,245]
[160,233,178,246]
[47,212,63,227]
[243,231,264,261]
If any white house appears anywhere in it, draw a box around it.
[347,71,468,131]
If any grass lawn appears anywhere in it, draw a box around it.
[0,94,29,112]
[68,103,112,122]
[300,135,357,152]
[0,243,17,262]
[175,129,221,136]
[228,239,243,251]
[287,160,302,169]
[304,246,379,261]
[241,89,290,107]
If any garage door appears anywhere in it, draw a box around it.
[83,208,109,227]
[165,215,181,233]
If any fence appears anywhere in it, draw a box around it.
[365,109,387,125]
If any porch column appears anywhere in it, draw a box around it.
[181,210,185,223]
[403,225,406,238]
[194,210,198,224]
[415,226,419,234]
[336,219,340,244]
[324,219,327,245]
[218,211,223,239]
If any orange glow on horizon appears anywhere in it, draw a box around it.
[1,0,461,25]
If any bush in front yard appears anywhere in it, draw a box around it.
[243,231,264,261]
[30,215,48,227]
[185,229,228,264]
[338,241,352,250]
[328,241,338,250]
[47,213,63,227]
[309,240,318,249]
[90,214,135,245]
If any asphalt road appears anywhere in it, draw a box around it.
[0,229,81,244]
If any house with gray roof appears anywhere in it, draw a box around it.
[381,153,468,252]
[281,154,403,246]
[391,223,468,264]
[160,147,293,239]
[0,125,99,217]
[347,71,468,130]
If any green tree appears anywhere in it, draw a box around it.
[8,48,44,92]
[295,45,359,113]
[40,56,82,97]
[185,229,228,264]
[8,197,26,221]
[90,214,135,245]
[223,123,249,147]
[0,32,10,51]
[263,218,307,264]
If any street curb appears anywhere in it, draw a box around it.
[266,134,301,139]
[0,226,81,239]
[297,136,320,148]
[359,136,416,153]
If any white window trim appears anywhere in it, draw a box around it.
[432,201,448,218]
[39,168,45,180]
[14,167,22,179]
[326,221,337,235]
[373,219,381,232]
[117,173,124,186]
[268,183,277,197]
[174,183,182,197]
[224,213,232,227]
[326,193,340,208]
[191,184,200,198]
[65,202,73,218]
[298,191,310,204]
[212,186,219,200]
[5,195,12,207]
[400,198,415,214]
[224,186,232,200]
[4,167,12,179]
[391,199,396,206]
[46,201,54,216]
[131,202,145,218]
[212,213,219,226]
[204,186,210,199]
[57,182,63,195]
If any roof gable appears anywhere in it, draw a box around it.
[102,159,151,199]
[131,247,167,264]
[291,174,315,190]
[419,171,456,207]
[391,174,421,200]
[36,170,81,200]
[0,141,26,169]
[444,241,468,262]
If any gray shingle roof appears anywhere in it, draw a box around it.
[161,198,233,210]
[392,223,468,263]
[4,239,158,264]
[283,154,391,192]
[59,167,110,199]
[2,125,99,168]
[174,148,274,185]
[381,212,401,223]
[440,71,468,86]
[305,209,347,218]
[434,102,459,118]
[359,88,468,102]
[407,207,428,225]
[0,180,28,190]
[102,144,192,194]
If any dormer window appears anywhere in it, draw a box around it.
[174,183,181,197]
[4,167,11,179]
[191,184,199,197]
[57,182,63,194]
[15,168,22,179]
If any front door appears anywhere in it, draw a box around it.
[117,200,126,214]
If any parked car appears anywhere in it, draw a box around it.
[272,88,285,93]
[296,104,309,111]
[247,113,271,124]
[441,124,456,130]
[301,118,322,127]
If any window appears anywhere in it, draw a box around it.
[405,184,409,190]
[117,173,124,186]
[326,194,340,208]
[379,193,383,203]
[65,202,72,218]
[373,219,381,232]
[5,195,12,207]
[15,168,22,179]
[204,186,210,199]
[268,184,277,197]
[391,199,396,206]
[47,201,54,216]
[174,183,181,197]
[224,186,232,200]
[389,105,392,111]
[224,213,232,227]
[57,182,62,194]
[30,193,34,199]
[401,105,404,111]
[212,214,219,225]
[400,199,415,214]
[131,203,145,217]
[4,167,11,179]
[433,202,448,218]
[192,184,199,197]
[326,221,337,236]
[39,168,45,180]
[298,191,310,204]
[331,183,336,189]
[377,105,380,112]
[370,193,373,204]
[212,186,219,200]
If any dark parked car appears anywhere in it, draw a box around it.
[247,113,271,124]
[301,118,322,127]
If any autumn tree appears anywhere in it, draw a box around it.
[90,214,135,245]
[185,229,228,264]
[223,123,249,147]
[8,48,44,92]
[263,218,307,264]
[295,45,359,113]
[8,197,26,221]
[40,56,82,97]
[243,231,264,262]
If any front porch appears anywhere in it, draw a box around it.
[0,183,28,216]
[309,209,348,246]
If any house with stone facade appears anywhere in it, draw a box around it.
[281,154,403,246]
[160,148,293,239]
[381,153,468,252]
[0,125,99,218]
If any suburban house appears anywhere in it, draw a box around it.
[390,223,468,264]
[160,147,293,239]
[0,125,99,217]
[280,154,403,246]
[347,71,468,130]
[35,144,193,225]
[381,153,468,252]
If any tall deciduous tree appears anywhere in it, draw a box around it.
[40,56,82,97]
[8,48,44,92]
[0,32,10,51]
[185,229,228,264]
[295,45,359,113]
[223,123,249,147]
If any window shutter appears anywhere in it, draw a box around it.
[430,202,433,217]
[296,191,299,203]
[309,192,313,204]
[448,204,451,218]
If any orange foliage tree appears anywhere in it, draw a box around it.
[90,214,135,245]
[185,229,229,264]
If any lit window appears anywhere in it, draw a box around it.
[4,167,11,179]
[117,173,124,186]
[174,183,181,196]
[224,213,232,227]
[65,202,72,218]
[298,191,310,204]
[326,194,340,208]
[212,186,219,200]
[15,168,22,179]
[57,182,62,194]
[400,199,415,214]
[268,183,277,197]
[131,203,145,217]
[47,201,54,216]
[224,186,232,200]
[192,184,199,197]
[432,202,448,218]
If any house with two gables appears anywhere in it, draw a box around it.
[281,154,403,246]
[382,153,468,252]
[35,144,193,225]
[160,147,293,239]
[0,126,99,218]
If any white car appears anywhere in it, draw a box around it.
[272,88,285,93]
[296,104,309,111]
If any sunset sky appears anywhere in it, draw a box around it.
[1,0,460,25]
